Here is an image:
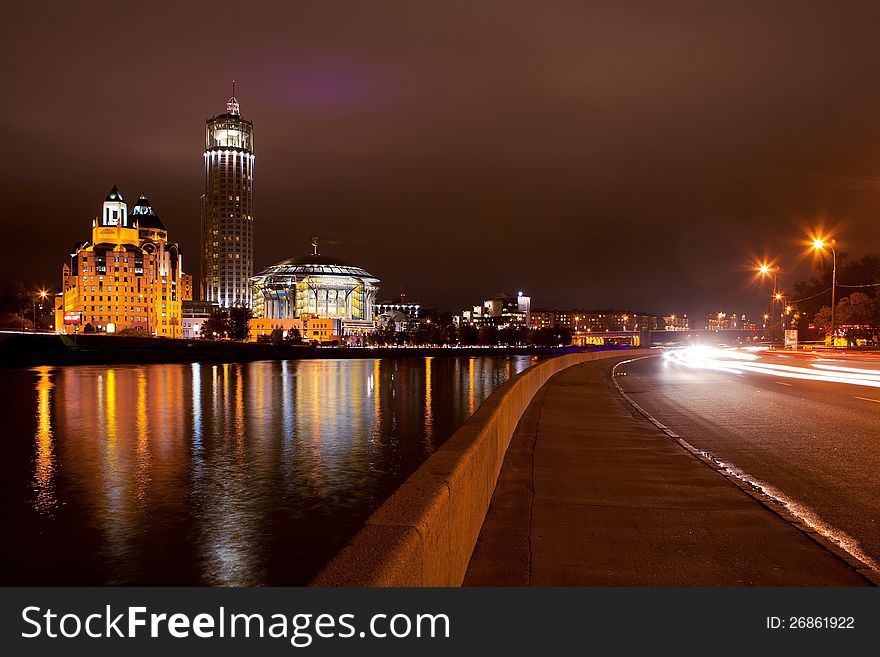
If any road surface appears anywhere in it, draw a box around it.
[616,347,880,572]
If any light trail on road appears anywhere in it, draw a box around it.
[617,350,880,577]
[662,346,880,389]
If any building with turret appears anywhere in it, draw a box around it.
[55,186,192,337]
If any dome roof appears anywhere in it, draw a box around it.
[255,253,378,281]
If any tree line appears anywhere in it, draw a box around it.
[791,253,880,343]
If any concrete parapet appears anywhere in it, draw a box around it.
[312,349,646,586]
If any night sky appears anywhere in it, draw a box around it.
[6,1,880,319]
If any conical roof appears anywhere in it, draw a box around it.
[104,184,124,202]
[130,195,166,230]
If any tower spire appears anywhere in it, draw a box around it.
[227,79,240,115]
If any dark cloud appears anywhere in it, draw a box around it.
[5,1,880,318]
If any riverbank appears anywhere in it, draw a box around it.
[0,332,615,367]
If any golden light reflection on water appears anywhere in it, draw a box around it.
[20,356,534,585]
[135,370,151,502]
[372,359,381,441]
[424,357,434,450]
[468,357,476,415]
[33,367,56,514]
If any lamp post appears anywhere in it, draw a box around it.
[774,291,784,336]
[757,263,781,342]
[33,290,47,333]
[812,238,837,345]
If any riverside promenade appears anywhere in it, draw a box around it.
[464,355,873,586]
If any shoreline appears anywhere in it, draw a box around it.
[0,332,620,367]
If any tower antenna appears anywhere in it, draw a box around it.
[227,80,240,115]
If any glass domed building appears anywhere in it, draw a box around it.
[251,243,379,328]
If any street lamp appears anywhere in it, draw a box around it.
[812,237,837,345]
[33,290,48,333]
[757,263,782,340]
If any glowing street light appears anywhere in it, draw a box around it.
[33,289,48,333]
[811,236,838,344]
[756,263,783,340]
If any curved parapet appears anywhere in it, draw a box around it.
[312,349,647,586]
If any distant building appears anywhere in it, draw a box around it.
[572,330,641,347]
[376,298,421,334]
[571,310,662,332]
[201,88,255,308]
[55,187,192,337]
[531,309,572,330]
[181,300,218,339]
[663,314,690,331]
[461,292,531,328]
[248,315,340,344]
[375,299,421,319]
[707,312,754,331]
[530,309,554,330]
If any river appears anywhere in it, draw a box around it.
[3,356,536,585]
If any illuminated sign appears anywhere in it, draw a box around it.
[63,312,82,325]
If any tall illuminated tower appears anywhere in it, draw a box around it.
[201,85,255,307]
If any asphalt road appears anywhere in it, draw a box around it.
[616,349,880,571]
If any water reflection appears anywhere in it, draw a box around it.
[8,356,534,585]
[33,367,56,514]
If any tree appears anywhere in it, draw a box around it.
[227,307,252,341]
[368,324,396,346]
[0,281,30,328]
[286,327,303,345]
[530,326,572,346]
[794,253,880,327]
[478,325,498,346]
[201,310,229,340]
[812,292,879,337]
[199,307,253,341]
[458,324,479,346]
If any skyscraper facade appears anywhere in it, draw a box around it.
[201,90,255,307]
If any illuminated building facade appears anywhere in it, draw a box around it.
[375,299,421,319]
[56,187,192,336]
[572,330,641,347]
[201,88,255,308]
[251,241,379,335]
[530,309,572,330]
[570,310,662,332]
[663,314,690,331]
[707,312,755,331]
[248,316,340,343]
[461,292,531,328]
[181,300,218,339]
